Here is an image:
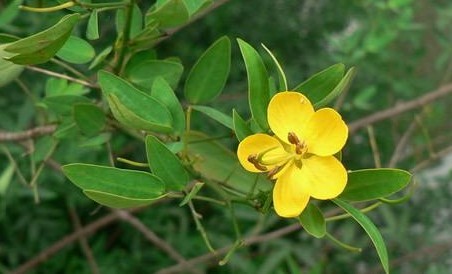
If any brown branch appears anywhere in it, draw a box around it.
[348,83,452,134]
[10,208,142,274]
[115,210,202,274]
[388,119,419,167]
[0,125,56,142]
[68,207,100,274]
[26,66,98,88]
[410,145,452,173]
[155,223,301,274]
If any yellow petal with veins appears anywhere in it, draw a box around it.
[267,92,314,143]
[273,162,310,217]
[303,108,348,156]
[237,133,282,172]
[301,155,347,199]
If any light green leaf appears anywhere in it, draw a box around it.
[0,43,24,87]
[339,168,412,202]
[294,63,345,107]
[42,95,91,116]
[184,36,231,104]
[63,164,166,208]
[5,13,80,65]
[88,46,112,70]
[191,105,233,129]
[73,103,106,136]
[126,59,183,91]
[237,39,270,131]
[333,199,389,274]
[78,133,111,147]
[98,70,173,133]
[116,4,143,39]
[151,77,185,134]
[56,35,95,64]
[146,0,190,28]
[0,164,15,196]
[183,0,211,15]
[298,203,326,238]
[86,9,100,40]
[45,77,88,97]
[232,109,252,141]
[146,135,189,191]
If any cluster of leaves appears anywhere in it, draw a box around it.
[1,0,451,273]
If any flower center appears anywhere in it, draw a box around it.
[287,132,307,155]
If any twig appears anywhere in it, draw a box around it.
[388,119,419,167]
[115,210,202,274]
[68,207,100,274]
[348,83,452,133]
[410,145,452,173]
[25,66,97,88]
[155,223,301,274]
[367,126,381,168]
[10,208,142,274]
[0,125,56,142]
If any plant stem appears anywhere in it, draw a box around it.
[114,0,135,74]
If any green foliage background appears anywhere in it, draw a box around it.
[1,0,452,273]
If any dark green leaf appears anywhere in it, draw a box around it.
[73,103,106,136]
[98,70,173,133]
[184,36,231,104]
[126,59,183,91]
[232,109,252,141]
[237,38,270,131]
[262,43,288,91]
[298,203,326,238]
[0,0,22,28]
[42,95,91,116]
[151,77,185,134]
[339,168,412,202]
[0,164,14,196]
[5,13,80,65]
[63,164,166,208]
[191,105,233,129]
[333,199,389,274]
[315,67,356,108]
[294,63,345,106]
[116,4,143,39]
[146,135,189,191]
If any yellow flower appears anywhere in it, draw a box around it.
[237,91,348,218]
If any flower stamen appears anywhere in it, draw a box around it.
[288,132,307,155]
[247,154,267,171]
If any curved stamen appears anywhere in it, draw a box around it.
[247,154,267,171]
[288,132,307,155]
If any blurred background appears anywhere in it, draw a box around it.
[1,0,452,273]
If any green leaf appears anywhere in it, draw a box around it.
[56,36,95,64]
[45,77,88,97]
[63,164,166,208]
[146,0,190,28]
[183,0,211,15]
[0,164,15,196]
[184,36,231,104]
[86,10,100,40]
[232,109,252,141]
[262,44,288,91]
[0,44,24,87]
[179,182,204,206]
[42,95,91,116]
[78,133,111,147]
[145,135,189,191]
[151,77,185,134]
[116,4,143,39]
[333,199,389,274]
[298,203,326,238]
[185,131,271,194]
[4,13,80,65]
[294,63,345,106]
[314,67,356,108]
[339,168,412,202]
[191,105,233,129]
[88,46,112,70]
[126,59,183,91]
[73,103,106,136]
[0,0,22,28]
[237,39,270,131]
[98,70,173,133]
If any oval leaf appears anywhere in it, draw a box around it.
[184,36,231,104]
[314,67,356,108]
[339,168,412,202]
[98,70,173,133]
[5,13,80,65]
[56,35,95,64]
[146,135,189,191]
[86,10,100,40]
[333,199,389,274]
[298,203,326,238]
[145,0,189,28]
[63,164,166,208]
[237,39,270,131]
[191,105,233,129]
[73,103,106,136]
[294,63,344,106]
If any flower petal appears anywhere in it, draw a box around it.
[273,162,310,217]
[302,155,347,200]
[303,108,348,156]
[268,91,314,143]
[237,133,282,172]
